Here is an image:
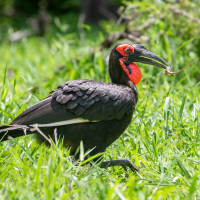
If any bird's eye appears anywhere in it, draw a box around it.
[125,48,131,54]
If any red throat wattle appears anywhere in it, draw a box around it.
[119,59,142,85]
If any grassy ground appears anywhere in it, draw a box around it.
[0,12,200,199]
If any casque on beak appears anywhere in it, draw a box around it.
[127,44,168,69]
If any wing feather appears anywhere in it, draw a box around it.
[11,80,138,126]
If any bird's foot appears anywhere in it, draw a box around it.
[100,159,139,172]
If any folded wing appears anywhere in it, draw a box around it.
[11,80,138,126]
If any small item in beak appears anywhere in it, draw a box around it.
[165,56,200,75]
[165,66,188,75]
[165,65,189,75]
[165,66,176,74]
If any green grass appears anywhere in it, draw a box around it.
[1,11,200,199]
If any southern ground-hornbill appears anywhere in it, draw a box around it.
[0,43,168,171]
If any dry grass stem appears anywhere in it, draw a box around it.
[30,124,53,146]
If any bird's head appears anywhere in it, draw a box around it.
[109,43,169,87]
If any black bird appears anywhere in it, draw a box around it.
[0,43,168,171]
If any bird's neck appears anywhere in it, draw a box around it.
[109,59,138,104]
[109,60,136,89]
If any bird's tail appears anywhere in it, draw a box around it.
[0,125,31,142]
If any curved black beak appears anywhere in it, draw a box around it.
[127,44,168,69]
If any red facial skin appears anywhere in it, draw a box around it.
[116,44,135,56]
[116,44,142,85]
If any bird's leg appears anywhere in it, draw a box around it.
[100,159,139,172]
